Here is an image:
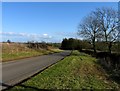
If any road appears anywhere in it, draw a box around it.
[1,51,71,90]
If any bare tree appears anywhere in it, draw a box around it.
[95,7,120,53]
[78,7,119,53]
[78,12,101,53]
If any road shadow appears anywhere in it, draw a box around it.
[14,84,41,91]
[0,82,13,88]
[0,82,14,91]
[1,83,47,91]
[9,84,64,91]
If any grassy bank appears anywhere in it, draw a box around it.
[9,50,119,90]
[2,43,62,62]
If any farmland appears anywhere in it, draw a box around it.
[1,43,62,62]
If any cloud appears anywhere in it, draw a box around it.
[43,34,48,36]
[1,31,80,42]
[1,32,53,41]
[42,34,52,39]
[1,32,16,35]
[55,32,78,38]
[19,33,28,36]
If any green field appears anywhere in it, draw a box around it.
[9,51,119,90]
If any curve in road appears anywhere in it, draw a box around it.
[2,50,71,90]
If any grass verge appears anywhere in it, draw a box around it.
[2,43,62,62]
[8,50,119,90]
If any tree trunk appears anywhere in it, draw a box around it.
[105,31,107,43]
[108,42,112,54]
[93,42,96,53]
[92,37,96,54]
[105,31,109,52]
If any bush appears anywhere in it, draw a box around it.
[61,38,90,50]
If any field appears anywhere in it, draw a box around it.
[9,50,120,90]
[1,43,62,62]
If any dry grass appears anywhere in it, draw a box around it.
[1,43,62,62]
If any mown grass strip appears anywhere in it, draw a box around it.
[9,50,119,90]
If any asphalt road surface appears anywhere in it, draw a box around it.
[1,51,71,90]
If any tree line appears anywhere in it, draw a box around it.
[61,38,82,50]
[77,7,120,54]
[61,38,120,53]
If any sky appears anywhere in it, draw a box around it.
[1,2,118,43]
